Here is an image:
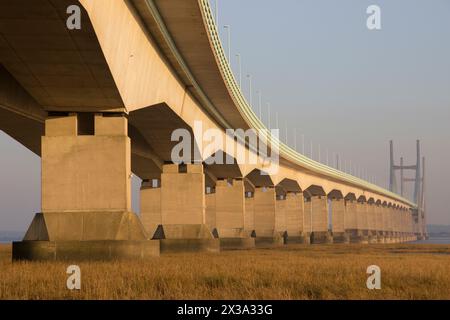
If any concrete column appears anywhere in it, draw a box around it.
[205,188,216,231]
[140,179,161,237]
[375,204,385,243]
[330,198,349,243]
[156,163,219,252]
[161,164,205,224]
[254,187,283,246]
[345,200,358,242]
[285,192,308,244]
[384,206,391,243]
[367,203,377,243]
[215,179,245,235]
[392,208,398,242]
[214,179,254,249]
[356,201,369,244]
[15,114,158,260]
[244,191,255,234]
[311,196,332,244]
[275,194,287,242]
[303,198,313,238]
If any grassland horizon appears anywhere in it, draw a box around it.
[0,244,449,300]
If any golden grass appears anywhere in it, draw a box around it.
[0,243,449,300]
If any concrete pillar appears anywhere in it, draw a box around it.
[275,194,287,242]
[345,200,363,243]
[285,192,308,244]
[155,163,219,252]
[215,179,245,235]
[356,201,369,244]
[330,198,349,243]
[344,200,358,235]
[375,204,385,243]
[244,191,255,234]
[383,206,392,243]
[160,164,205,224]
[367,203,377,243]
[311,196,332,244]
[303,198,313,238]
[140,179,161,237]
[214,179,254,249]
[205,188,216,231]
[254,187,283,247]
[390,207,398,243]
[15,114,159,260]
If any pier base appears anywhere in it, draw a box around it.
[310,231,333,244]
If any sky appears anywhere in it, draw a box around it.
[0,0,449,231]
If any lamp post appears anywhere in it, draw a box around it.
[223,25,231,64]
[257,90,262,120]
[247,74,252,108]
[215,0,219,30]
[302,134,305,155]
[236,53,242,89]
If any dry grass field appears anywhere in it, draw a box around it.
[0,243,449,300]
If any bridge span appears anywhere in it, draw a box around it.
[0,0,426,260]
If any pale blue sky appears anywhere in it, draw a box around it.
[0,0,449,230]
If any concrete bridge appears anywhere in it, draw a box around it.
[0,0,426,260]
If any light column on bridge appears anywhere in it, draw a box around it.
[15,113,159,260]
[329,191,349,244]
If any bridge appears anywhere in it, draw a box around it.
[0,0,427,260]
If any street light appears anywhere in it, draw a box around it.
[257,90,262,120]
[214,0,219,30]
[294,128,297,151]
[247,74,252,108]
[275,112,279,130]
[301,134,305,155]
[235,54,242,89]
[223,25,231,64]
[318,144,321,163]
[267,102,271,129]
[285,120,288,144]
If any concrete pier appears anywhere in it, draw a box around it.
[285,192,308,244]
[253,187,284,247]
[310,196,333,244]
[330,197,349,243]
[148,164,219,253]
[13,114,159,260]
[215,179,255,250]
